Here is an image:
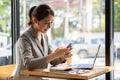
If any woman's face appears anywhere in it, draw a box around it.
[33,14,54,33]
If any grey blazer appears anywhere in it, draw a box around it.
[17,27,62,71]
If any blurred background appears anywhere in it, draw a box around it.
[0,0,120,80]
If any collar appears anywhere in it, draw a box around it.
[27,26,38,39]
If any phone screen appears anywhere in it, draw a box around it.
[66,43,72,48]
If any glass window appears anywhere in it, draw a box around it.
[20,0,105,79]
[114,0,120,79]
[0,0,12,65]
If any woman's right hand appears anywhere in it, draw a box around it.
[46,46,72,63]
[53,47,71,58]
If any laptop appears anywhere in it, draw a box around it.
[70,44,101,70]
[50,44,101,71]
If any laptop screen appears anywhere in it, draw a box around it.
[71,44,101,70]
[92,44,101,67]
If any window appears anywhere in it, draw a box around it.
[20,0,105,79]
[114,0,120,79]
[0,0,12,65]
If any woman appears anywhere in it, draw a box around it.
[17,4,72,71]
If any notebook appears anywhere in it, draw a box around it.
[70,44,101,70]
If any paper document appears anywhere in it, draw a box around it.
[50,64,72,71]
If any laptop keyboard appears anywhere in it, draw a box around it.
[71,64,93,69]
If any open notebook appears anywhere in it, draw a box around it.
[50,44,101,71]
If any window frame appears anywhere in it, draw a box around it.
[105,0,114,80]
[11,0,20,63]
[11,0,114,79]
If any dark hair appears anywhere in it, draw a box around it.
[28,6,36,26]
[28,4,54,26]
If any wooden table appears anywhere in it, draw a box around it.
[21,66,114,80]
[0,64,46,80]
[0,64,16,79]
[0,64,114,80]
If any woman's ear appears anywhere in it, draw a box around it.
[32,17,37,24]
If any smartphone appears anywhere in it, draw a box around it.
[66,43,73,48]
[66,43,73,56]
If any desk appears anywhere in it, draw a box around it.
[21,66,114,80]
[0,64,16,79]
[0,64,56,80]
[0,64,114,80]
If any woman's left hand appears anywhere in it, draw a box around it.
[60,44,73,62]
[60,50,72,62]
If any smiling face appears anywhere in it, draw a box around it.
[33,14,54,33]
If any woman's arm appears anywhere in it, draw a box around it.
[18,36,48,71]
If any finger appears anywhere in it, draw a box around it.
[65,54,72,58]
[64,54,68,58]
[67,54,72,58]
[63,48,70,53]
[69,54,72,57]
[65,50,72,55]
[67,47,73,50]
